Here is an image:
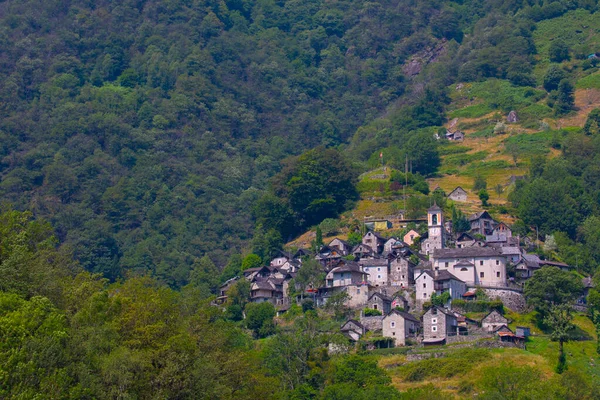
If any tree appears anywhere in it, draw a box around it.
[451,205,470,233]
[549,40,570,63]
[583,108,600,136]
[294,258,325,298]
[543,65,567,92]
[587,289,600,354]
[524,267,583,317]
[545,304,575,373]
[271,147,359,228]
[473,175,487,191]
[187,255,220,299]
[554,79,575,116]
[324,291,350,320]
[319,218,340,236]
[403,131,441,175]
[478,189,490,206]
[245,302,276,338]
[241,254,263,271]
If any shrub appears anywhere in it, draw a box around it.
[364,308,382,316]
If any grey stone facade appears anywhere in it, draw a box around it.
[389,256,414,288]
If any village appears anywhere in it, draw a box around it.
[217,191,587,350]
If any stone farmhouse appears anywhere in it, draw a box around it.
[448,186,468,202]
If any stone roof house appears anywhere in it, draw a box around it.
[362,231,387,254]
[329,238,353,256]
[325,261,368,288]
[415,269,466,304]
[368,292,392,314]
[469,211,496,236]
[382,310,420,346]
[360,258,389,287]
[422,306,458,344]
[448,186,468,202]
[432,246,507,287]
[481,310,508,332]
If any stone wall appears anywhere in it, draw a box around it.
[481,288,527,312]
[446,333,492,344]
[360,316,383,332]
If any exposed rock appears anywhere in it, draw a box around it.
[402,40,447,77]
[507,110,518,123]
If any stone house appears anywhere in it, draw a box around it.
[329,238,352,256]
[388,255,415,288]
[325,261,368,288]
[432,246,507,287]
[384,237,407,253]
[448,186,468,202]
[341,319,365,342]
[368,292,392,314]
[382,310,420,346]
[391,292,409,311]
[422,306,458,344]
[415,269,466,303]
[250,280,283,304]
[360,258,389,286]
[352,243,376,259]
[482,310,508,332]
[469,211,496,236]
[403,229,420,246]
[514,254,540,279]
[362,231,387,253]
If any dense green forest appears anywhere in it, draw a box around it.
[1,0,598,286]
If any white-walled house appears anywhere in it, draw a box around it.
[432,247,507,287]
[415,269,466,303]
[360,258,389,286]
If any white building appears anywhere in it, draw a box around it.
[432,247,507,287]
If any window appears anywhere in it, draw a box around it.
[496,260,500,265]
[377,267,380,271]
[423,293,427,298]
[377,275,381,279]
[392,332,396,336]
[397,267,401,271]
[373,304,378,310]
[402,275,405,279]
[480,260,484,266]
[357,289,360,294]
[432,214,438,225]
[423,283,426,288]
[480,272,485,278]
[432,326,437,332]
[496,271,500,278]
[461,268,468,271]
[445,262,449,268]
[390,321,396,328]
[432,318,437,324]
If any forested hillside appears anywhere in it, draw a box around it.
[0,0,598,287]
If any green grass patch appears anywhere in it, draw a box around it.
[467,80,547,113]
[518,103,554,122]
[577,71,600,89]
[469,127,494,138]
[448,103,493,119]
[503,131,554,156]
[438,145,471,156]
[463,160,513,176]
[534,9,600,63]
[443,151,489,167]
[395,349,490,382]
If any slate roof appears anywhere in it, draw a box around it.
[386,309,420,322]
[368,292,392,302]
[428,202,442,212]
[419,269,464,282]
[448,186,467,196]
[433,246,502,258]
[468,211,493,222]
